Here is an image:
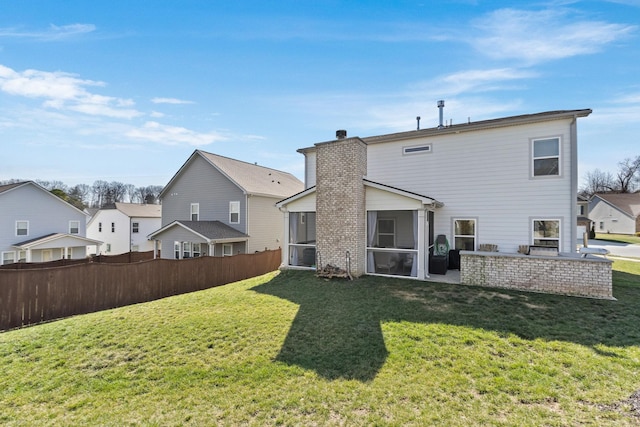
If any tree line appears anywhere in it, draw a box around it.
[580,155,640,197]
[0,179,163,210]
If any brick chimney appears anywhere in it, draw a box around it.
[315,133,367,277]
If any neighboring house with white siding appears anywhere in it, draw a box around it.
[87,203,162,255]
[148,150,304,259]
[0,181,101,264]
[277,108,592,279]
[589,193,640,235]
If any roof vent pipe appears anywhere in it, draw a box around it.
[437,100,445,129]
[336,129,347,139]
[416,116,421,130]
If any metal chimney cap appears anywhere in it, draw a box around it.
[336,130,347,139]
[437,100,445,108]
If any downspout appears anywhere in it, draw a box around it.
[570,115,578,252]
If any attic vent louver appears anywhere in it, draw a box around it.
[336,130,347,139]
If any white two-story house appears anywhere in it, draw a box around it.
[87,203,162,255]
[277,108,592,279]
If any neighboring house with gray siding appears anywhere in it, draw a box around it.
[86,202,161,255]
[0,181,101,264]
[589,192,640,235]
[148,150,303,259]
[277,108,592,279]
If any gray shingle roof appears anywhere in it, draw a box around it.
[594,193,640,218]
[115,202,161,218]
[197,150,303,198]
[168,220,249,240]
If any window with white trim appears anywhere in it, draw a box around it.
[2,251,15,265]
[174,241,181,259]
[532,137,560,176]
[599,221,604,231]
[193,243,201,257]
[183,242,192,258]
[377,219,395,248]
[533,219,560,249]
[111,222,115,233]
[191,203,199,221]
[222,244,233,256]
[229,201,240,224]
[18,251,26,262]
[453,219,476,250]
[16,220,28,236]
[98,222,102,232]
[69,220,80,234]
[106,244,111,253]
[132,222,139,233]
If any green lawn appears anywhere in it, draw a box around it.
[595,233,640,245]
[1,262,640,426]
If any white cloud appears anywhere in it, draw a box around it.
[125,121,227,146]
[0,64,142,119]
[471,8,636,64]
[150,111,166,118]
[0,23,96,40]
[151,97,195,105]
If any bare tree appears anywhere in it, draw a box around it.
[91,180,110,207]
[613,156,640,193]
[69,184,91,206]
[109,181,128,203]
[124,183,137,203]
[580,169,614,196]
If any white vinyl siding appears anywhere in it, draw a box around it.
[366,119,575,254]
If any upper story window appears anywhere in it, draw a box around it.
[532,137,560,177]
[533,219,560,250]
[111,222,115,233]
[98,222,102,232]
[16,220,28,236]
[229,201,240,224]
[132,222,139,233]
[69,220,80,234]
[191,203,199,221]
[453,219,476,251]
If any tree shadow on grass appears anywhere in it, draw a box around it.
[251,269,640,382]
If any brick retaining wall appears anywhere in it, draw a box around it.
[460,251,613,299]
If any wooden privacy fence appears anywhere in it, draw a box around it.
[0,249,281,330]
[0,251,156,270]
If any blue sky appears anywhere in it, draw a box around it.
[1,0,638,188]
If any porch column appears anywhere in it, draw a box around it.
[418,209,426,279]
[282,210,290,266]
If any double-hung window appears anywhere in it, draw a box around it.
[69,220,80,234]
[229,201,240,224]
[532,137,560,177]
[132,222,139,233]
[533,219,560,249]
[2,251,15,265]
[193,243,201,257]
[453,219,476,250]
[98,222,102,232]
[111,222,115,233]
[183,242,192,258]
[16,220,28,236]
[191,203,199,221]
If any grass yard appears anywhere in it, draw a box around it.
[595,233,640,245]
[1,261,640,426]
